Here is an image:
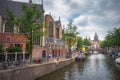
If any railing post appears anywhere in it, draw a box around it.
[23,52,25,61]
[15,52,17,62]
[5,52,7,62]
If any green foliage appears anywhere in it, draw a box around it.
[7,3,44,44]
[77,37,83,48]
[64,21,79,48]
[7,9,17,24]
[26,41,30,54]
[100,40,106,48]
[83,38,91,46]
[6,47,22,53]
[104,27,120,47]
[77,37,91,48]
[7,3,45,62]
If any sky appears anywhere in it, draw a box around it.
[13,0,120,40]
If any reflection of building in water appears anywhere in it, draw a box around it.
[91,33,100,49]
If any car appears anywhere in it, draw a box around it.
[115,57,120,64]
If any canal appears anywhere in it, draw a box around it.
[36,54,120,80]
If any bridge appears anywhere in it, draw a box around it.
[87,47,103,54]
[81,45,103,54]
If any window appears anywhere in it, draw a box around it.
[15,44,20,47]
[5,22,14,33]
[56,28,59,38]
[33,37,40,45]
[49,22,53,37]
[6,36,11,42]
[19,26,27,33]
[10,44,14,48]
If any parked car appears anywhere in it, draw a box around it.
[115,57,120,64]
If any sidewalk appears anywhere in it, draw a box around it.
[0,51,80,71]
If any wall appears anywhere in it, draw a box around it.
[32,46,46,59]
[0,33,28,52]
[45,14,55,38]
[0,59,74,80]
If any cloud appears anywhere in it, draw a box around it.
[13,0,120,40]
[13,0,28,3]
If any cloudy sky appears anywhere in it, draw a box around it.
[13,0,120,40]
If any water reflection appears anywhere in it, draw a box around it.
[36,54,120,80]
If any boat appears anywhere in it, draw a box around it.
[115,57,120,64]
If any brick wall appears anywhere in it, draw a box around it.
[0,33,28,52]
[45,14,55,38]
[32,46,46,60]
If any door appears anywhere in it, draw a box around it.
[42,50,46,58]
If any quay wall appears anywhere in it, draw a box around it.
[0,59,74,80]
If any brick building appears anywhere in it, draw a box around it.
[0,33,28,52]
[44,14,69,58]
[0,0,68,60]
[0,0,44,60]
[91,33,100,49]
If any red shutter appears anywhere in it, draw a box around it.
[6,37,10,42]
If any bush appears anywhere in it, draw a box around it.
[6,47,22,53]
[0,50,3,53]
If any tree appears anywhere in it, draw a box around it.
[64,21,79,53]
[77,37,83,48]
[83,38,91,46]
[113,28,120,47]
[104,27,120,48]
[100,40,105,48]
[7,4,44,62]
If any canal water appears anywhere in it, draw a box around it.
[36,54,120,80]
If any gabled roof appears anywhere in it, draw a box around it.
[0,0,43,19]
[45,14,54,22]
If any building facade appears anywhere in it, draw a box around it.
[44,14,68,58]
[91,33,100,49]
[0,0,45,60]
[0,0,68,60]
